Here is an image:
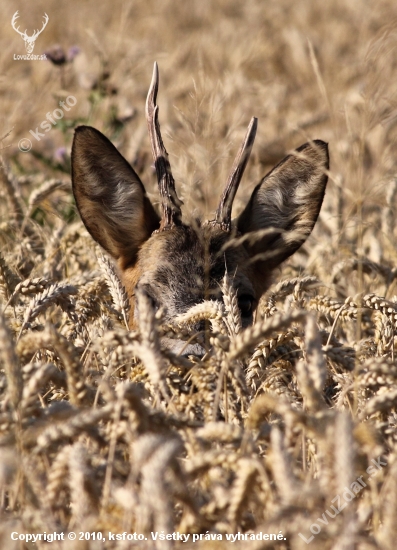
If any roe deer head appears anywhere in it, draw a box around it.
[71,63,329,354]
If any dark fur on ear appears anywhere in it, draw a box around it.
[237,140,329,270]
[71,126,159,267]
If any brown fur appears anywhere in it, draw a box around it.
[71,126,160,266]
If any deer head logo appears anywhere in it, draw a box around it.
[11,11,49,54]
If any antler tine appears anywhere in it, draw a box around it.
[214,117,258,231]
[32,13,49,38]
[11,12,24,36]
[145,62,182,230]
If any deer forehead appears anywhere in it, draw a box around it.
[134,225,253,294]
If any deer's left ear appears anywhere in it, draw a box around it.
[237,140,329,269]
[71,126,160,267]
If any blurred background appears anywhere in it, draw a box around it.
[2,0,397,269]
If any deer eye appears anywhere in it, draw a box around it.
[238,295,254,318]
[147,294,159,312]
[137,286,159,313]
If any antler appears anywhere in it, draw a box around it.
[11,11,26,38]
[214,117,258,231]
[11,11,49,41]
[146,62,182,230]
[30,13,49,40]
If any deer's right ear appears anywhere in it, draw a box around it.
[237,140,329,270]
[71,126,160,266]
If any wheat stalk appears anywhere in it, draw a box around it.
[0,310,22,411]
[97,252,130,329]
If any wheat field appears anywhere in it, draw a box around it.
[1,0,397,548]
